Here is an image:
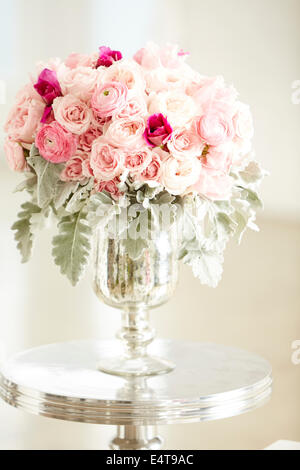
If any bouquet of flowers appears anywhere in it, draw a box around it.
[3,43,266,287]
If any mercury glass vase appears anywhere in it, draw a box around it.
[93,226,179,377]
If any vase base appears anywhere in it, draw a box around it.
[98,355,175,377]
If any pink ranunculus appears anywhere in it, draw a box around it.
[194,112,234,147]
[58,66,98,102]
[65,52,98,69]
[35,121,77,163]
[77,125,102,153]
[90,137,124,180]
[104,117,145,150]
[52,95,92,135]
[138,151,162,182]
[4,84,45,145]
[161,156,201,195]
[60,154,88,182]
[124,148,152,174]
[144,113,172,148]
[193,166,234,201]
[91,81,128,119]
[96,46,122,68]
[94,177,122,198]
[4,138,27,172]
[33,68,62,105]
[167,127,204,159]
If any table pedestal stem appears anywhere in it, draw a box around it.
[110,425,163,450]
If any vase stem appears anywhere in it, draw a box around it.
[118,308,155,360]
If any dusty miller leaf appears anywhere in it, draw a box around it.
[52,209,92,286]
[54,181,79,210]
[27,146,64,209]
[11,201,41,263]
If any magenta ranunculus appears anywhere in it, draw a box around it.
[34,68,62,105]
[96,46,122,68]
[144,113,173,148]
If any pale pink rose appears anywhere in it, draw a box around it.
[194,112,234,147]
[4,138,27,172]
[94,177,122,198]
[145,67,189,94]
[91,81,128,118]
[53,95,92,135]
[58,66,98,101]
[35,121,77,163]
[233,102,254,141]
[203,144,232,172]
[90,137,124,180]
[123,148,152,174]
[114,96,147,119]
[64,52,98,69]
[4,84,44,145]
[134,42,161,70]
[90,110,111,131]
[134,42,188,70]
[104,117,145,150]
[102,59,146,93]
[148,90,196,128]
[161,156,201,195]
[60,154,88,182]
[192,166,234,200]
[137,152,162,182]
[77,125,102,153]
[167,127,204,159]
[187,76,237,115]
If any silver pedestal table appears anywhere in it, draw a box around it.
[0,339,272,450]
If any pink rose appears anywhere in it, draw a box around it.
[58,66,97,102]
[101,60,146,93]
[94,177,122,198]
[138,151,162,182]
[65,52,98,69]
[4,138,27,172]
[115,96,147,119]
[167,127,204,159]
[35,121,77,163]
[90,137,124,180]
[203,145,232,172]
[96,46,122,68]
[60,154,88,182]
[134,42,188,70]
[53,95,92,135]
[124,148,152,174]
[161,156,201,195]
[82,157,94,178]
[4,84,44,145]
[193,166,233,200]
[104,117,145,150]
[194,112,234,146]
[91,81,128,119]
[144,113,172,148]
[77,125,102,153]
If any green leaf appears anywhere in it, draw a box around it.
[52,210,92,286]
[13,174,37,194]
[65,180,94,213]
[54,181,79,210]
[238,161,267,185]
[240,187,263,209]
[182,245,224,288]
[124,237,148,261]
[27,147,64,209]
[11,201,41,263]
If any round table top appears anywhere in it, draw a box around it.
[0,339,272,426]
